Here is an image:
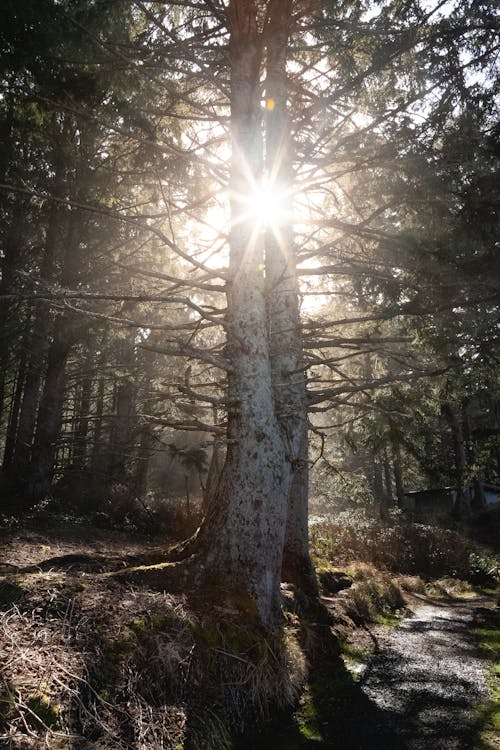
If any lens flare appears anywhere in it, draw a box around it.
[247,183,288,227]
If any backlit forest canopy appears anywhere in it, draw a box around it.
[0,0,499,624]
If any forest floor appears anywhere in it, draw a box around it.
[0,525,498,749]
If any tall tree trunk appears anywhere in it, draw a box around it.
[0,198,26,431]
[202,437,225,516]
[9,151,65,484]
[134,424,154,498]
[371,458,384,516]
[10,234,59,479]
[392,440,405,508]
[382,446,394,512]
[195,0,290,629]
[2,319,30,472]
[24,324,72,506]
[264,0,316,593]
[91,374,106,478]
[72,350,94,472]
[442,401,468,514]
[202,405,225,516]
[109,379,137,481]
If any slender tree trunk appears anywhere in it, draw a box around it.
[195,0,290,629]
[134,424,154,498]
[91,374,106,477]
[185,476,191,518]
[0,198,26,430]
[202,437,225,515]
[21,172,87,506]
[10,261,57,478]
[25,326,72,506]
[264,0,316,593]
[372,458,385,516]
[442,401,468,514]
[382,446,394,508]
[9,154,64,484]
[72,349,94,472]
[2,320,30,471]
[109,379,137,481]
[392,441,405,508]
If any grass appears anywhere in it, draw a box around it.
[338,640,372,682]
[473,609,500,750]
[2,516,498,749]
[0,562,309,749]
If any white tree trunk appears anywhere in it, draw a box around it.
[264,0,316,592]
[195,0,291,628]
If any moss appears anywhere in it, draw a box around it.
[93,634,136,701]
[130,611,185,635]
[187,711,232,750]
[479,587,500,598]
[339,640,372,682]
[26,689,61,729]
[472,611,500,750]
[188,619,271,659]
[372,611,404,627]
[130,617,147,632]
[296,688,324,742]
[106,561,175,578]
[188,619,220,653]
[105,635,134,659]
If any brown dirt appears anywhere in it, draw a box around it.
[0,526,167,570]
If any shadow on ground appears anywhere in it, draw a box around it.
[240,598,491,750]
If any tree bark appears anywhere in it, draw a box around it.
[72,348,94,472]
[0,198,26,431]
[26,327,72,505]
[392,440,405,508]
[91,374,106,477]
[8,143,65,485]
[9,209,60,482]
[194,0,291,629]
[134,424,154,498]
[2,318,30,472]
[109,378,137,481]
[202,437,225,516]
[264,0,316,593]
[442,401,468,515]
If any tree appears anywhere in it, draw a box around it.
[0,0,498,627]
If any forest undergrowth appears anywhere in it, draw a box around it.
[0,506,499,750]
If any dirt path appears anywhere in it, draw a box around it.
[349,596,492,750]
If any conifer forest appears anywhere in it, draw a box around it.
[0,2,499,749]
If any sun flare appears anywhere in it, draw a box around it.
[246,183,289,228]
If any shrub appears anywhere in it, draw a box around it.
[310,510,473,579]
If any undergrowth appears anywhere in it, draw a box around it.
[311,509,500,585]
[473,608,500,750]
[0,568,308,750]
[3,510,498,749]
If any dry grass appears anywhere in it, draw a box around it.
[0,530,309,750]
[310,512,474,579]
[0,574,189,749]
